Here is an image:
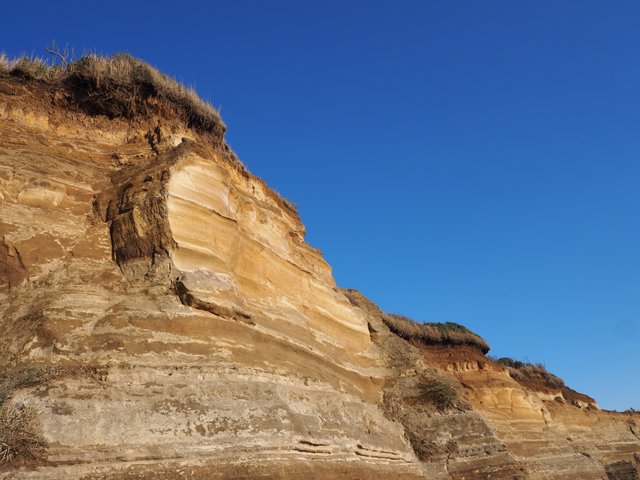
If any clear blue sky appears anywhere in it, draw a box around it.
[2,1,638,411]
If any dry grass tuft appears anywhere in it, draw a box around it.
[0,53,11,73]
[279,195,297,213]
[383,313,490,353]
[8,56,64,82]
[0,363,107,466]
[0,53,225,140]
[0,366,61,466]
[0,404,47,465]
[0,367,57,407]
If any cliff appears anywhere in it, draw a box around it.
[0,56,638,479]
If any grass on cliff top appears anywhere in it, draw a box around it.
[493,357,597,406]
[383,313,490,354]
[494,357,565,389]
[0,52,225,139]
[0,52,302,214]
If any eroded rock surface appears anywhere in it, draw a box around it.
[1,71,639,479]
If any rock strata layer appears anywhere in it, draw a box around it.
[1,71,639,479]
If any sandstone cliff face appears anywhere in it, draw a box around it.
[0,67,638,479]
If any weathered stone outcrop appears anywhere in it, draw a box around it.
[0,68,638,479]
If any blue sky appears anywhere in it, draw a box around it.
[2,1,638,410]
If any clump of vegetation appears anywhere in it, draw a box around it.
[493,357,597,407]
[0,365,67,466]
[0,366,57,406]
[0,53,13,73]
[0,404,47,465]
[0,51,225,141]
[417,376,459,410]
[383,313,490,353]
[493,357,526,369]
[279,195,297,214]
[270,188,297,215]
[404,431,439,460]
[495,357,565,390]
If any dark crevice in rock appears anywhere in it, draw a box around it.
[174,280,254,325]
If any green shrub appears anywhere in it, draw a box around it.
[418,376,459,410]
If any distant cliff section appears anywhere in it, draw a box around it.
[1,55,638,480]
